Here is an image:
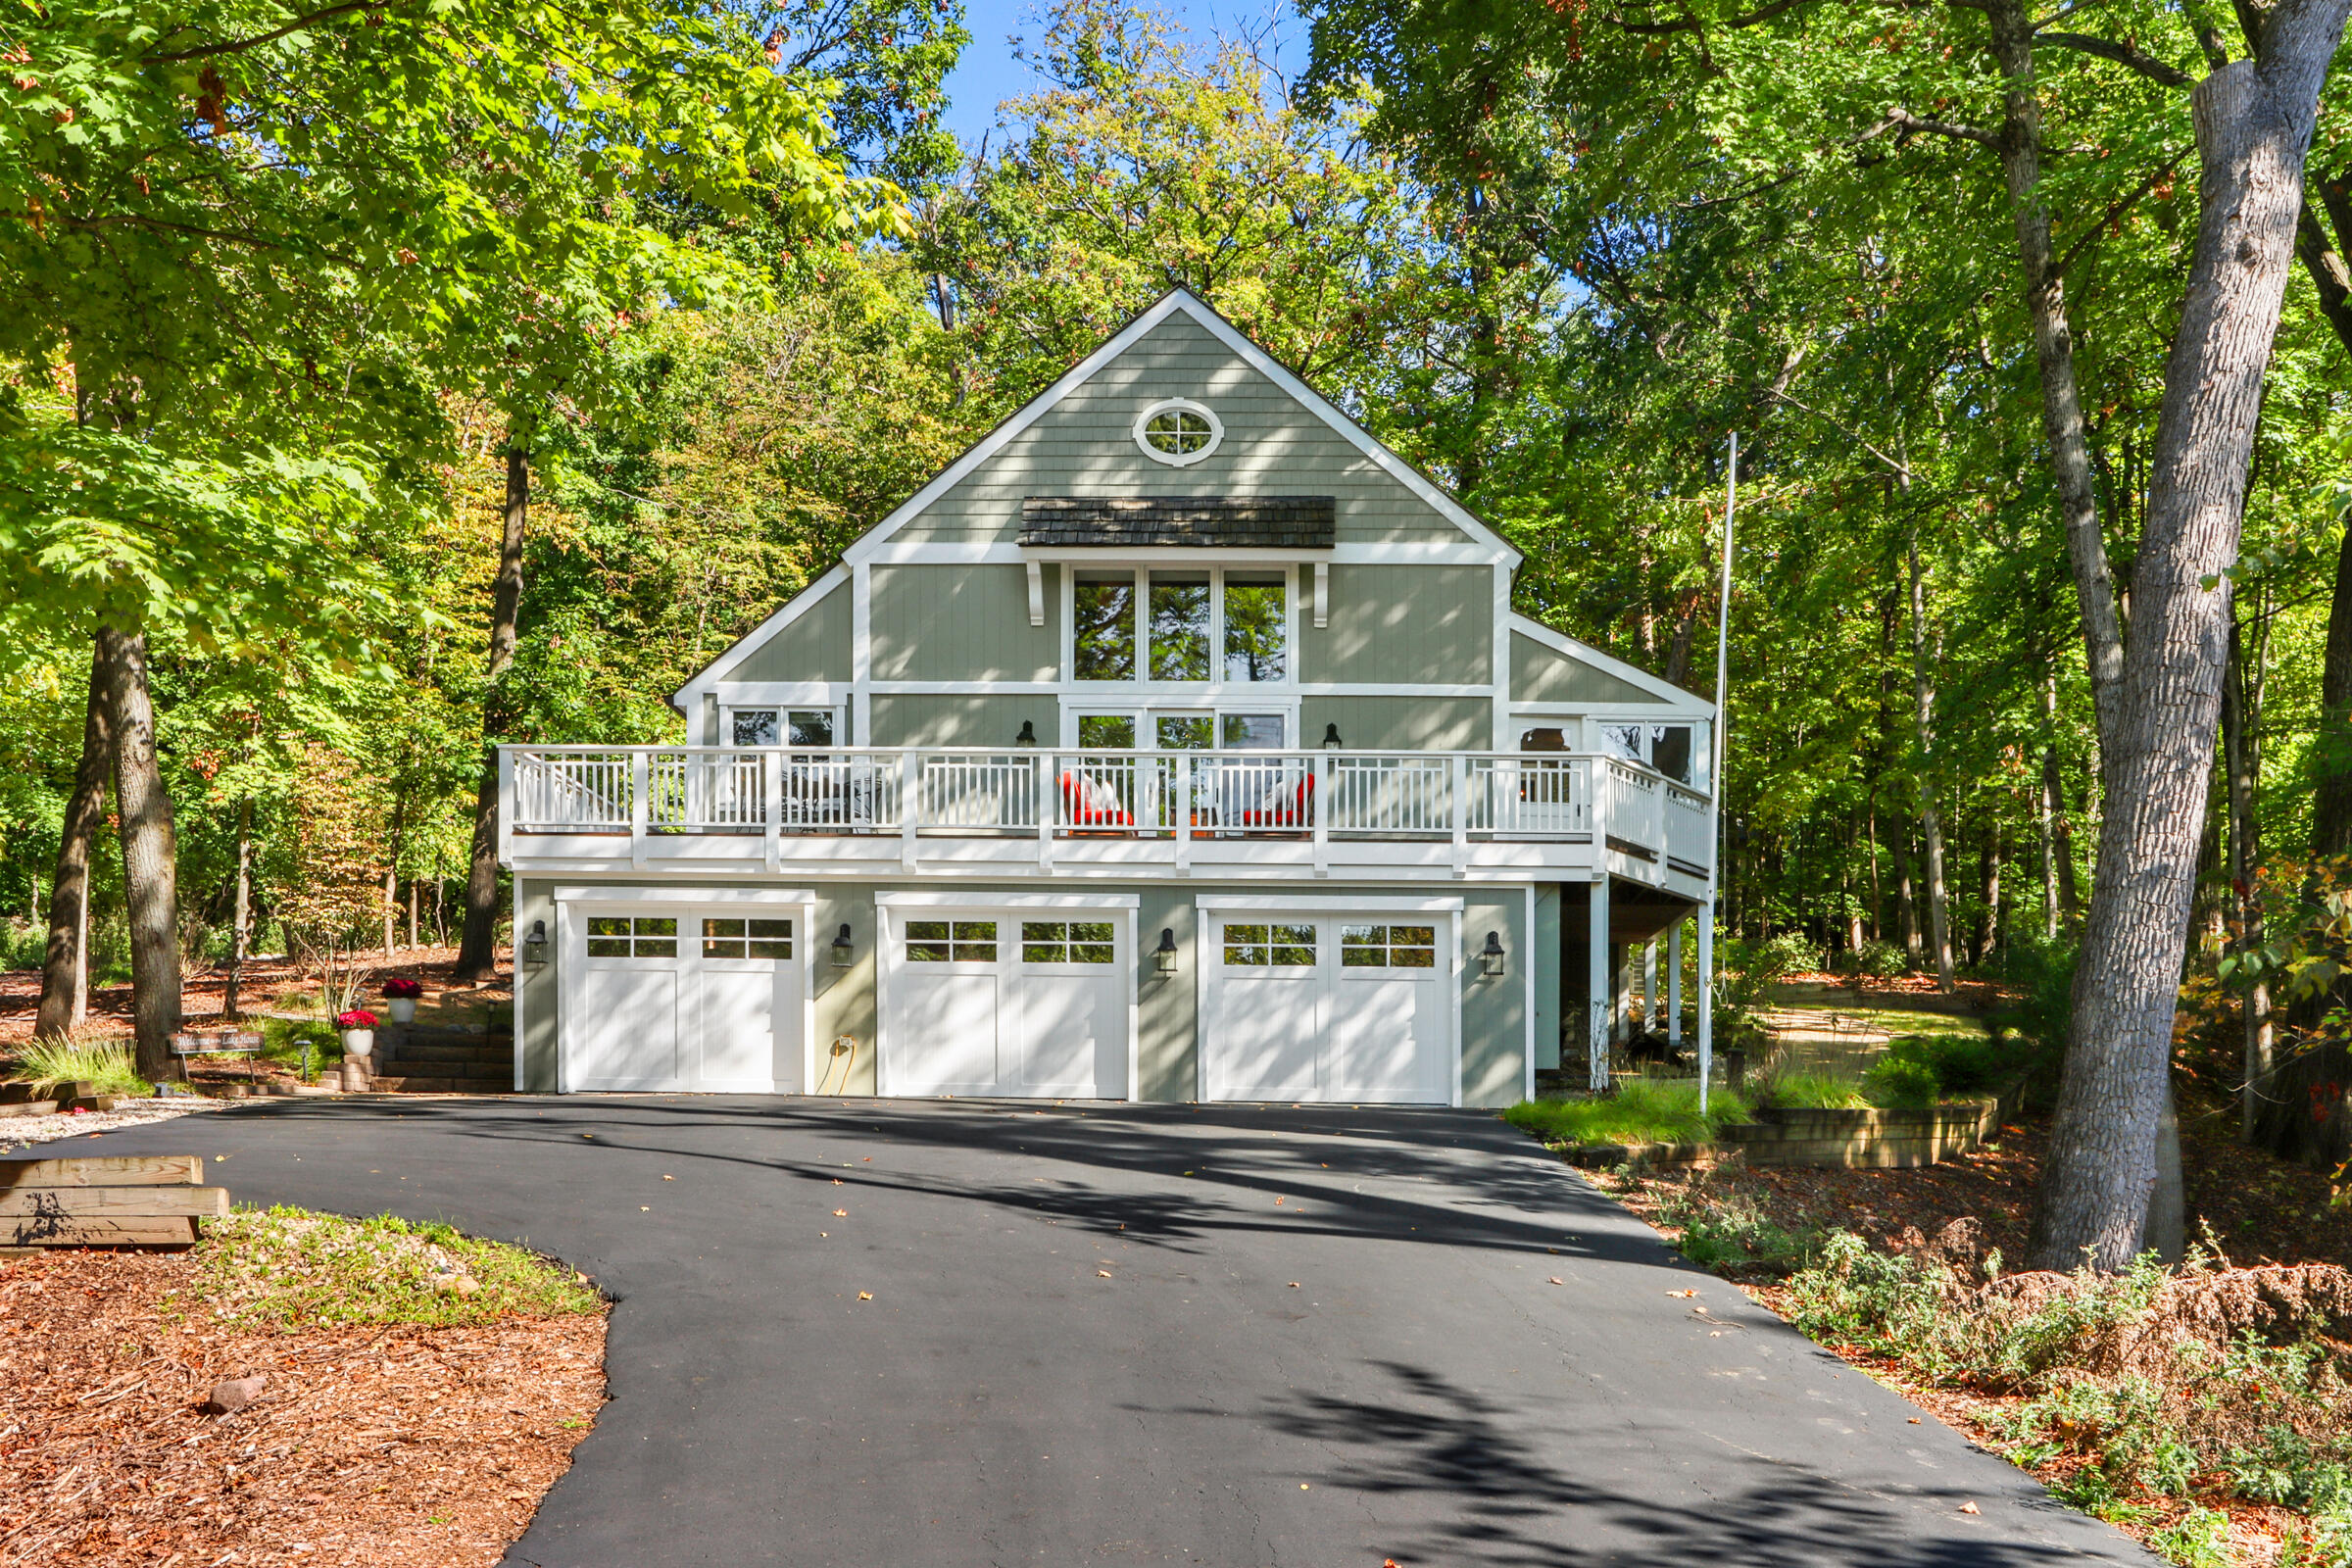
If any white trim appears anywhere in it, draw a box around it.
[669,564,849,705]
[1026,560,1045,626]
[1522,884,1537,1103]
[1133,396,1224,466]
[1506,614,1714,712]
[1194,894,1465,912]
[876,891,1141,908]
[1313,563,1329,628]
[841,291,1522,572]
[714,682,854,705]
[553,885,819,905]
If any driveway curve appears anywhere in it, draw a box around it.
[80,1098,2155,1567]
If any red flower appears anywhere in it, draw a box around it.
[337,1009,378,1029]
[381,977,423,999]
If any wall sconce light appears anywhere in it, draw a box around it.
[1015,720,1038,746]
[521,919,549,969]
[1480,930,1506,980]
[1322,722,1343,752]
[830,922,856,967]
[1153,927,1179,977]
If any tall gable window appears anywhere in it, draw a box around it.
[1133,399,1222,466]
[1074,572,1138,681]
[1072,567,1289,687]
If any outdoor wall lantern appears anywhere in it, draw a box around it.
[830,922,857,968]
[1153,927,1180,977]
[1479,930,1507,980]
[1322,723,1344,752]
[1015,720,1038,746]
[521,919,549,969]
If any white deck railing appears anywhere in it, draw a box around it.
[505,746,1711,874]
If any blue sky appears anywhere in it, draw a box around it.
[937,0,1311,149]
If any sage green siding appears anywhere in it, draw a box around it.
[1509,632,1673,706]
[897,314,1474,546]
[732,577,853,683]
[1137,886,1199,1101]
[814,890,878,1095]
[871,564,1058,682]
[516,878,557,1091]
[1303,565,1491,685]
[1459,887,1530,1105]
[870,694,1050,748]
[1302,697,1492,752]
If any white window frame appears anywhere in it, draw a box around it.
[1065,565,1298,695]
[1061,700,1300,751]
[721,705,845,750]
[1132,397,1224,467]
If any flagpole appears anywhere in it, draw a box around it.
[1698,434,1737,1116]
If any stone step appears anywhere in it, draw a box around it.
[389,1041,515,1064]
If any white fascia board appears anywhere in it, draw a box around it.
[841,293,1200,570]
[668,564,852,712]
[876,891,1141,908]
[1194,894,1467,913]
[553,885,819,905]
[1169,295,1524,570]
[1507,613,1714,712]
[862,541,1506,565]
[713,682,854,704]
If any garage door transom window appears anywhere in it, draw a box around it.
[1020,921,1115,964]
[587,916,677,957]
[1222,922,1315,966]
[704,917,793,958]
[906,920,998,962]
[1340,924,1437,970]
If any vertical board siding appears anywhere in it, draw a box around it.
[871,564,1058,682]
[1301,697,1494,752]
[870,694,1051,748]
[1302,565,1492,685]
[1458,887,1531,1106]
[730,578,855,683]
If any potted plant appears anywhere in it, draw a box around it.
[381,977,422,1024]
[336,1008,378,1059]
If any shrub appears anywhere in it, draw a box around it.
[2,918,47,971]
[1880,1031,2029,1097]
[13,1031,152,1097]
[1664,1190,1825,1275]
[1998,1376,2200,1506]
[1502,1080,1752,1147]
[1753,1070,1872,1110]
[1860,1054,1941,1108]
[2226,1425,2352,1515]
[1846,937,1908,979]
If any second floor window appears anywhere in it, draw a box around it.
[1074,567,1288,685]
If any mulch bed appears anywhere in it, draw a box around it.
[0,948,511,1054]
[0,1250,606,1567]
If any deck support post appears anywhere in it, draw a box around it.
[1668,923,1683,1048]
[1642,939,1657,1035]
[1587,875,1610,1092]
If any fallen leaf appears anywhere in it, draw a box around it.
[662,1174,673,1181]
[1274,1197,1285,1205]
[1909,1417,1922,1425]
[858,1291,873,1300]
[833,1208,848,1217]
[832,1178,844,1185]
[639,1205,650,1212]
[1667,1288,1697,1298]
[1098,1270,1112,1278]
[1958,1501,1980,1515]
[1288,1282,1301,1289]
[1547,1277,1564,1285]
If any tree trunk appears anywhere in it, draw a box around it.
[457,446,529,982]
[2028,7,2352,1270]
[1986,0,2128,743]
[1894,829,1921,965]
[96,624,182,1081]
[1978,823,2002,968]
[225,798,252,1024]
[2225,609,2277,1139]
[2314,514,2352,856]
[36,639,114,1040]
[1907,534,1956,991]
[2039,666,2074,938]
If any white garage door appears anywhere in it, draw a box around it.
[564,907,806,1093]
[1202,914,1454,1104]
[879,907,1131,1099]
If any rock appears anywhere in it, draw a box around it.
[203,1375,267,1414]
[429,1272,481,1297]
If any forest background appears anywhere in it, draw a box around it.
[4,0,2349,1183]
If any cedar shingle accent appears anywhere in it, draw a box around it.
[1019,496,1336,549]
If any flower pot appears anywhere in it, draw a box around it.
[385,998,417,1024]
[339,1028,374,1058]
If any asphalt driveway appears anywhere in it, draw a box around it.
[79,1098,2154,1567]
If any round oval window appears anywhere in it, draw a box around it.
[1134,400,1222,466]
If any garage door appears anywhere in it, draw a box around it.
[1202,914,1454,1103]
[879,907,1131,1099]
[564,907,806,1093]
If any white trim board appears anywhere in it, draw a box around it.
[553,886,819,905]
[858,541,1506,565]
[1507,613,1714,712]
[1194,894,1466,913]
[876,892,1141,908]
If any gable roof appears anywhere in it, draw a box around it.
[1508,613,1714,712]
[840,289,1521,570]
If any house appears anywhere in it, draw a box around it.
[497,290,1719,1106]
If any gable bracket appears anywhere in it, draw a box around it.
[1026,561,1045,627]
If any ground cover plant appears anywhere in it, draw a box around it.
[10,1029,153,1097]
[1503,1079,1751,1146]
